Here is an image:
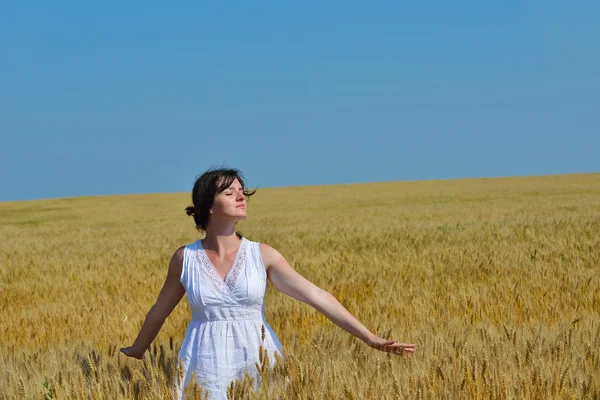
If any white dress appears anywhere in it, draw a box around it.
[174,237,284,399]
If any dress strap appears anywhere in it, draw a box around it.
[248,241,268,280]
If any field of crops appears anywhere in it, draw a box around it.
[1,173,599,399]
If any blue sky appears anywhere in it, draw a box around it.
[1,2,598,202]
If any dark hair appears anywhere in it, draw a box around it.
[185,167,256,237]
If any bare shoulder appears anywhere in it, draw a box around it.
[258,242,284,271]
[168,246,186,276]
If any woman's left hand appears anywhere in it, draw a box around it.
[367,335,416,356]
[120,346,145,360]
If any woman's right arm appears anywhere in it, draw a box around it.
[120,247,186,359]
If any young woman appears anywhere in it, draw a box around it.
[120,168,415,399]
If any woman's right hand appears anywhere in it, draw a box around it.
[120,346,145,360]
[118,248,185,362]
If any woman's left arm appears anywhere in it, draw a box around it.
[260,243,415,356]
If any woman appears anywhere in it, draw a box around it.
[121,168,415,399]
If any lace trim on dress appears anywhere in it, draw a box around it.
[224,241,248,292]
[196,238,248,293]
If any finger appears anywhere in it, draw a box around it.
[398,347,416,353]
[383,345,415,354]
[385,342,414,348]
[386,344,415,352]
[392,343,415,349]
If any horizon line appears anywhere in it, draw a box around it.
[1,171,598,204]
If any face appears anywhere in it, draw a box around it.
[209,178,247,222]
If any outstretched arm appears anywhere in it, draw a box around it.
[120,247,186,359]
[260,243,415,356]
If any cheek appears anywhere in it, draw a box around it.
[212,199,225,210]
[213,198,232,210]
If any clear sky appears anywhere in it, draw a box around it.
[1,2,598,202]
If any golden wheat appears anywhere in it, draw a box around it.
[1,173,599,399]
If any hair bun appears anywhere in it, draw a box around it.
[185,206,195,217]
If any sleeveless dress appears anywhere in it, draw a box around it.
[174,237,284,400]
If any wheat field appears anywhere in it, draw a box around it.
[1,173,599,399]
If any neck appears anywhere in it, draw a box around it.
[203,223,241,255]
